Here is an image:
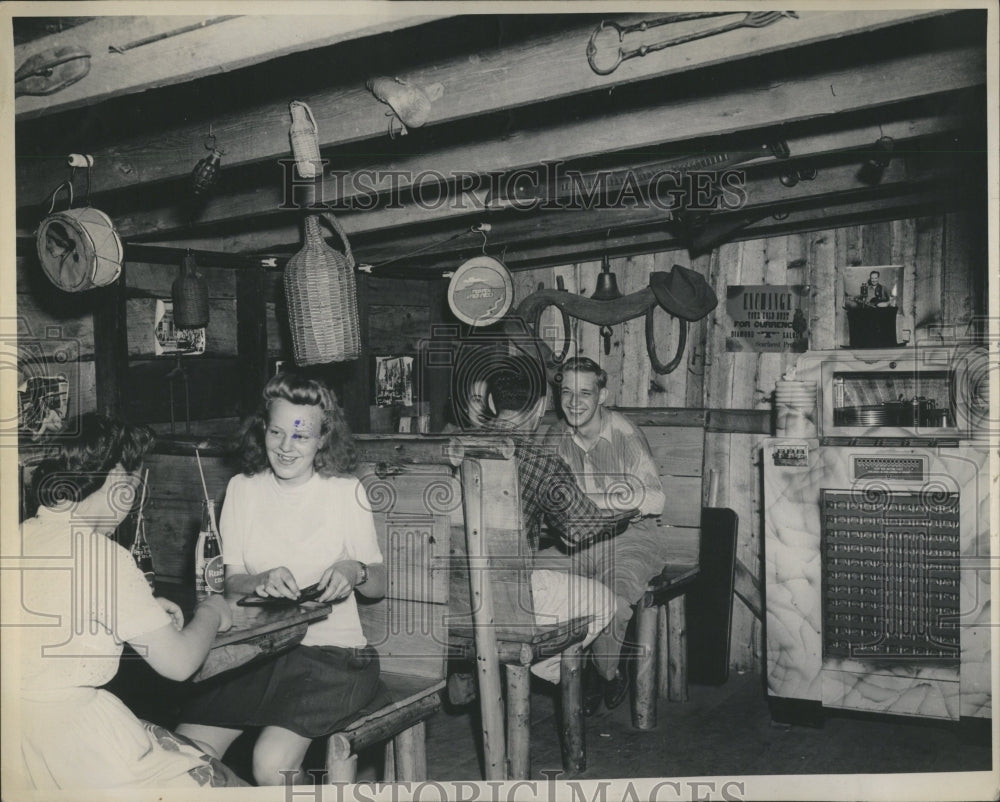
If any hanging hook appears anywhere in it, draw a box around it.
[471,222,492,255]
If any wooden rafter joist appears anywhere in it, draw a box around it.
[132,149,964,273]
[13,13,454,121]
[344,155,960,266]
[85,99,972,243]
[13,10,965,210]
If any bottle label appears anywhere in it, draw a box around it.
[204,555,225,593]
[194,532,208,593]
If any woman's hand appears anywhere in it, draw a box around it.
[254,567,300,599]
[196,594,233,632]
[155,597,184,631]
[316,560,363,603]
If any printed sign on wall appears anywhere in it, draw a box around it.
[726,285,810,352]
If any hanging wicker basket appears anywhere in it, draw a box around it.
[284,212,360,365]
[172,252,209,329]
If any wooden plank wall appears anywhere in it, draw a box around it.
[139,451,240,579]
[512,211,983,672]
[13,255,99,431]
[122,260,244,435]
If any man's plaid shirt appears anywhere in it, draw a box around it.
[485,419,616,554]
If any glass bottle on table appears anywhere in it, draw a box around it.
[131,513,155,589]
[194,499,224,598]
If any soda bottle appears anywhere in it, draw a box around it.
[131,513,155,589]
[194,499,224,597]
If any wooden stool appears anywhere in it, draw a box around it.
[632,564,699,730]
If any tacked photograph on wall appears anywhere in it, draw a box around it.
[841,265,904,348]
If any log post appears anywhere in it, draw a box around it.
[506,664,531,780]
[657,603,671,699]
[393,722,427,782]
[325,734,358,783]
[460,458,507,781]
[632,597,658,730]
[383,740,396,782]
[559,642,586,775]
[667,595,688,702]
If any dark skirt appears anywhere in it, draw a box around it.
[180,644,388,739]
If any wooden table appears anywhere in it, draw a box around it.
[154,580,331,682]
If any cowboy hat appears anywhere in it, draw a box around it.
[649,265,718,321]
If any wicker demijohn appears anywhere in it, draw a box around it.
[284,212,361,365]
[172,252,209,328]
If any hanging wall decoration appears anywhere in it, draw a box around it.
[171,251,210,329]
[191,130,224,197]
[36,160,123,293]
[289,101,322,179]
[507,264,717,376]
[284,212,360,365]
[725,284,810,353]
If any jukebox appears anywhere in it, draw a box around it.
[762,346,991,723]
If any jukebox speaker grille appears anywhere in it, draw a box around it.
[820,490,960,662]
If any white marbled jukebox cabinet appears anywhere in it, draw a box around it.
[762,346,992,723]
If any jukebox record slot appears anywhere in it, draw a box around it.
[852,455,925,481]
[820,490,960,662]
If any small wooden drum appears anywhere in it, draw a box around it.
[36,206,123,292]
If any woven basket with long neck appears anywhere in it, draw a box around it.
[284,212,361,364]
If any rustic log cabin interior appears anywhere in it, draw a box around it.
[5,6,996,798]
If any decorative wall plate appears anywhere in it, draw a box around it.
[447,255,514,326]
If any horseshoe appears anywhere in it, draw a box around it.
[645,306,687,374]
[531,277,573,365]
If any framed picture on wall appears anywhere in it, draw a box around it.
[840,265,904,348]
[374,355,415,407]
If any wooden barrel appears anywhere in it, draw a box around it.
[36,206,123,292]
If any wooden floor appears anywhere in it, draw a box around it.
[109,659,993,789]
[423,671,993,780]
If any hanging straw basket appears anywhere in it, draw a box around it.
[172,252,209,328]
[284,212,360,365]
[289,100,322,179]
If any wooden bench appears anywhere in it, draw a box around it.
[631,419,705,730]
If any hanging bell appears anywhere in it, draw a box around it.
[591,255,622,301]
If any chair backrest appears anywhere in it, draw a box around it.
[448,456,537,641]
[640,423,705,569]
[539,409,706,569]
[356,462,455,682]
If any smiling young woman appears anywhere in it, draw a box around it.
[176,373,388,786]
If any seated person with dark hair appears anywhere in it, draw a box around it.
[11,414,245,791]
[479,359,636,685]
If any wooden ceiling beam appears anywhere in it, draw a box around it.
[138,150,959,267]
[452,187,961,275]
[14,10,957,208]
[13,13,453,121]
[102,100,969,243]
[345,157,957,267]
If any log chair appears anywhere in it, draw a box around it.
[449,457,592,780]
